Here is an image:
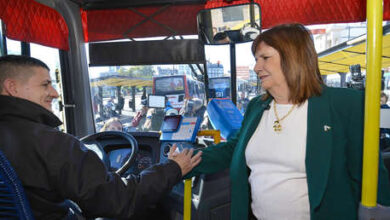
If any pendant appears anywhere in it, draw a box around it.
[273,120,282,133]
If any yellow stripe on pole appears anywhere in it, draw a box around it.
[183,130,221,220]
[361,0,383,207]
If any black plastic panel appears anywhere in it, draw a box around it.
[71,0,206,10]
[89,39,205,66]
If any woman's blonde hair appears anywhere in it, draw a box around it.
[100,117,123,132]
[252,23,323,104]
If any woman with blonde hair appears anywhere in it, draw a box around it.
[100,117,123,132]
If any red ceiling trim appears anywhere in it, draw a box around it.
[205,0,249,9]
[0,0,389,50]
[205,0,390,28]
[84,5,205,42]
[0,0,69,50]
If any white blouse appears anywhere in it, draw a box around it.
[245,100,310,220]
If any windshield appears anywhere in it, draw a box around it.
[88,64,205,133]
[87,38,260,134]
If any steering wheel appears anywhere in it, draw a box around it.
[81,131,139,176]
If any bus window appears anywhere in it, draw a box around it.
[89,64,206,133]
[205,44,232,101]
[5,38,21,55]
[88,65,148,132]
[235,42,257,114]
[31,43,64,130]
[205,45,230,79]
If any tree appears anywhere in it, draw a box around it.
[129,66,154,79]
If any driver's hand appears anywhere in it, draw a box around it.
[168,144,202,176]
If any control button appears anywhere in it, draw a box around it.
[163,144,172,157]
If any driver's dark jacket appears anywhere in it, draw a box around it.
[0,95,182,219]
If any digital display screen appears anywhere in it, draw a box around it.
[154,76,185,94]
[161,115,182,132]
[148,95,166,108]
[209,77,230,89]
[209,77,231,98]
[108,148,132,170]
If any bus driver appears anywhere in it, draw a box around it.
[0,55,202,219]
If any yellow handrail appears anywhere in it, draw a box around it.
[197,130,221,144]
[183,130,221,220]
[361,0,383,207]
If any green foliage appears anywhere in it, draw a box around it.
[117,66,154,79]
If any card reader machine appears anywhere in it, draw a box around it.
[159,115,201,194]
[159,115,201,163]
[160,116,228,220]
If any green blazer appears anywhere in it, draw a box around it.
[188,86,390,220]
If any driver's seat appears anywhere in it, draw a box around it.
[0,149,35,220]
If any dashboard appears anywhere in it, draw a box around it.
[108,148,153,175]
[82,131,231,220]
[83,131,161,176]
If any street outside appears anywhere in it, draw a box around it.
[95,93,146,131]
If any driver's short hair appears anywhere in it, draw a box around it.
[0,55,50,92]
[213,32,229,42]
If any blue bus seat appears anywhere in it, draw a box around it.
[0,149,35,220]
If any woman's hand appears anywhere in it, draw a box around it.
[168,144,202,176]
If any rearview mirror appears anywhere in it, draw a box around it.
[197,3,261,45]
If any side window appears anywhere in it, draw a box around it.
[5,38,21,55]
[0,25,65,131]
[235,42,259,115]
[0,20,4,56]
[31,43,65,131]
[205,45,232,99]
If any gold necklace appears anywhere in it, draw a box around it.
[273,101,296,133]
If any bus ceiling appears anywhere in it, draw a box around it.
[1,0,390,50]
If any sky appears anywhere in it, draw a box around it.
[205,41,255,75]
